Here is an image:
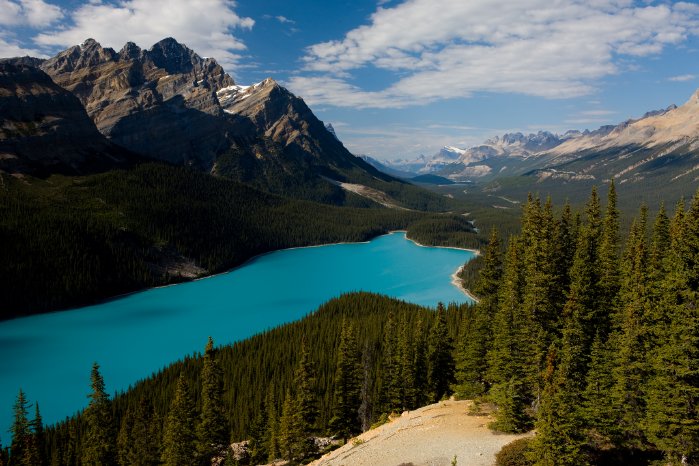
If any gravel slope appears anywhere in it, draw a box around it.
[310,400,531,466]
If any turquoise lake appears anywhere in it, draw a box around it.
[0,232,475,436]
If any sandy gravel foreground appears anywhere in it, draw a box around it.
[310,400,530,466]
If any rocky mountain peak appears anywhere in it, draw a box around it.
[118,41,142,61]
[147,37,199,74]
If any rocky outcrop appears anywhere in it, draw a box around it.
[0,63,134,176]
[39,38,235,168]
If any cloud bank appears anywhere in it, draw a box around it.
[289,0,699,108]
[32,0,254,69]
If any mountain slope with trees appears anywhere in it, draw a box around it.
[0,163,477,319]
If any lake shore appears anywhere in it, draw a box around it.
[451,264,480,303]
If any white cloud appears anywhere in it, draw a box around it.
[0,0,63,27]
[290,0,699,109]
[34,0,254,70]
[275,15,295,24]
[0,35,48,57]
[668,73,696,81]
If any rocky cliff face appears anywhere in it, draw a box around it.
[39,38,235,169]
[1,37,413,205]
[0,63,134,176]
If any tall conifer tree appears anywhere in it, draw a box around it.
[162,375,196,466]
[455,227,502,398]
[82,363,116,466]
[330,321,362,442]
[645,191,699,464]
[427,303,455,402]
[197,337,229,464]
[9,389,30,466]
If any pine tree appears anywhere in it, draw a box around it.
[581,333,616,440]
[116,406,135,466]
[294,338,318,433]
[31,403,45,466]
[118,398,160,466]
[427,303,455,402]
[487,237,525,388]
[162,374,196,466]
[264,385,280,463]
[486,236,534,433]
[397,314,416,409]
[277,391,299,462]
[611,208,652,449]
[645,191,699,464]
[454,227,502,398]
[412,318,429,408]
[380,312,401,413]
[289,339,317,459]
[10,389,31,466]
[247,399,268,465]
[597,179,621,320]
[533,327,590,465]
[330,321,362,442]
[358,341,376,432]
[197,337,229,464]
[82,362,116,466]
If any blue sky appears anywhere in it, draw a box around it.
[2,0,699,160]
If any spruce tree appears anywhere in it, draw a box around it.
[247,399,268,465]
[397,314,416,409]
[533,323,590,465]
[358,341,376,431]
[330,321,362,442]
[9,389,30,466]
[289,339,317,459]
[412,318,429,408]
[116,406,135,466]
[454,227,502,398]
[380,312,401,413]
[277,391,299,462]
[118,398,160,466]
[581,333,616,440]
[82,363,116,466]
[611,209,652,449]
[294,338,318,432]
[645,191,699,464]
[427,303,455,402]
[487,237,522,385]
[264,385,280,463]
[597,179,621,319]
[162,374,196,466]
[197,337,229,464]
[31,403,45,466]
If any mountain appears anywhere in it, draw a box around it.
[0,63,135,176]
[359,155,417,179]
[410,174,455,185]
[1,38,450,209]
[38,38,235,169]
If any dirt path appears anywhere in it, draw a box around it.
[310,400,530,466]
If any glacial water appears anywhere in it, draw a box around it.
[0,232,474,436]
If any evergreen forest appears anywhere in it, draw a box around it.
[0,163,478,319]
[3,183,699,466]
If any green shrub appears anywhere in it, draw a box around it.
[495,438,534,466]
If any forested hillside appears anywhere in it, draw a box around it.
[4,292,467,465]
[460,183,699,465]
[0,163,478,319]
[5,183,697,466]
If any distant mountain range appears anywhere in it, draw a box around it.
[0,38,449,209]
[362,99,696,201]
